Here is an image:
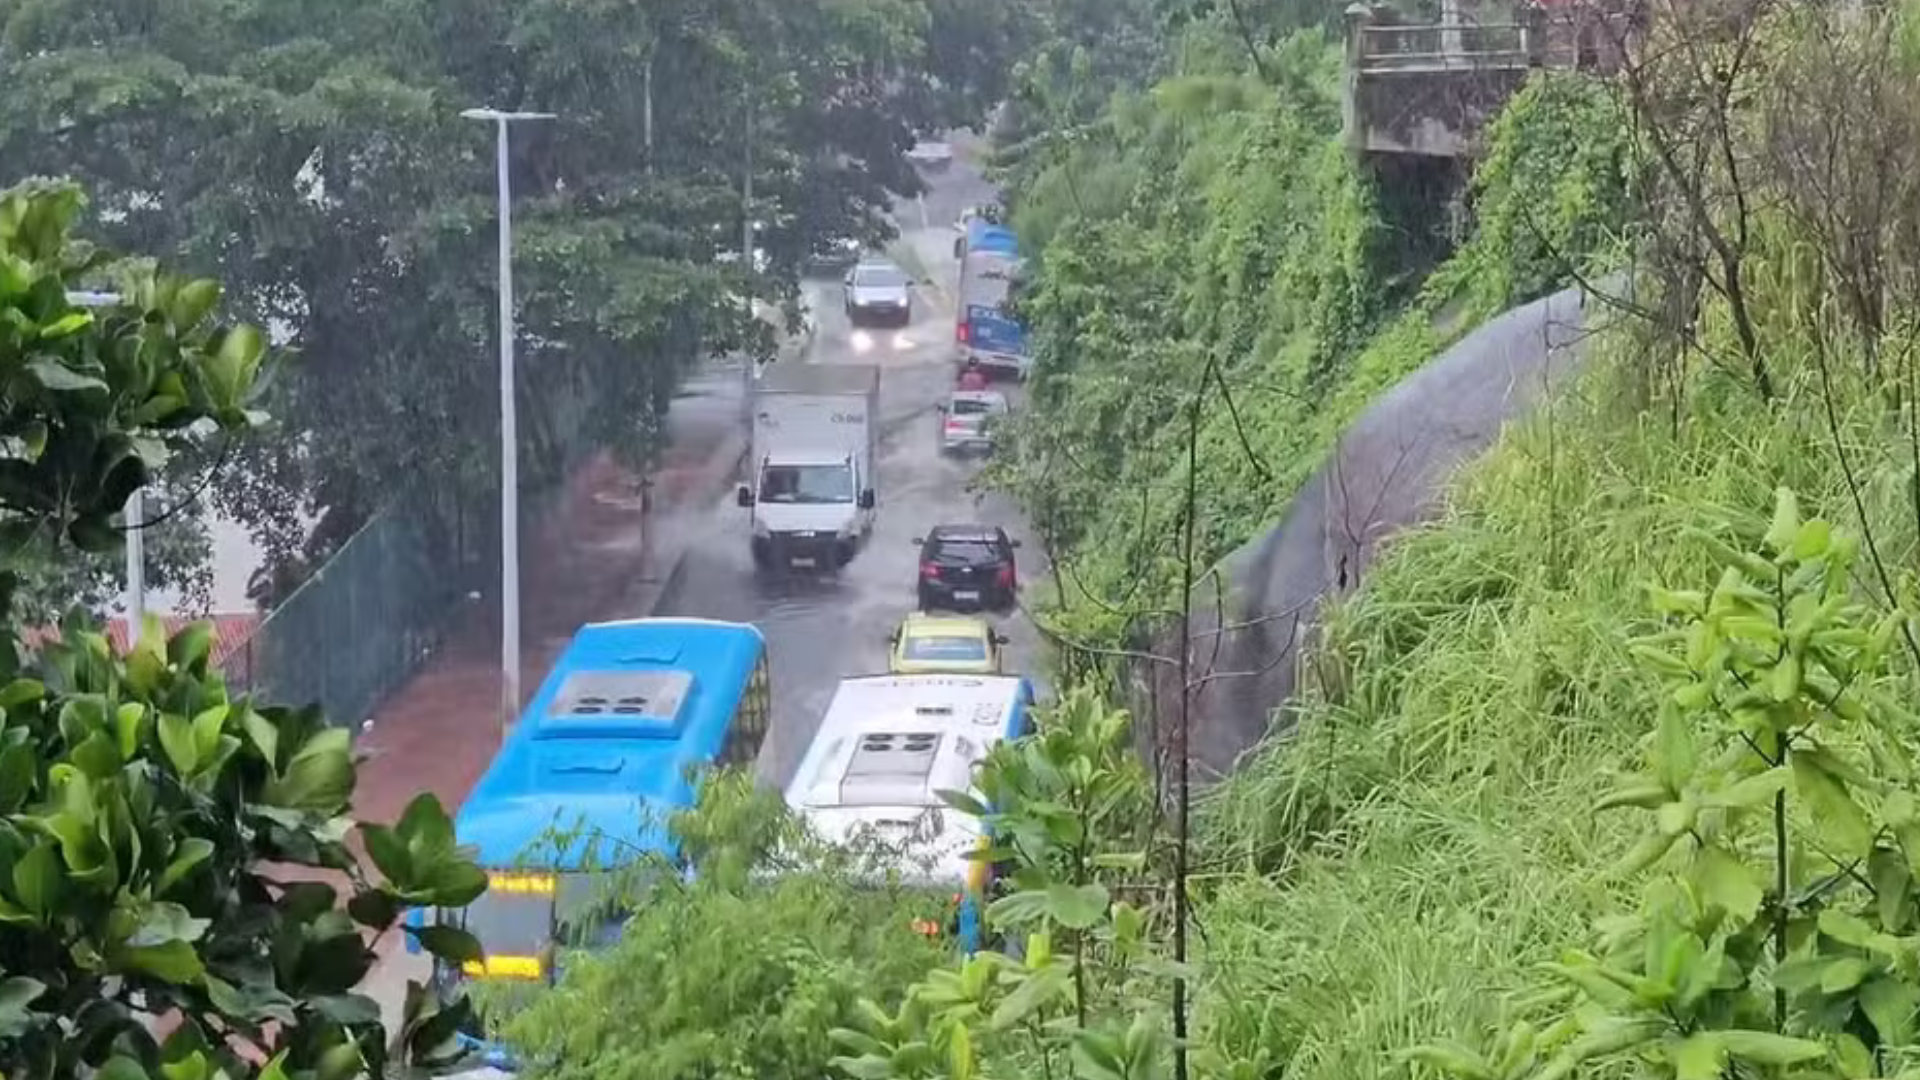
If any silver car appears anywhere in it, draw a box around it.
[938,390,1009,454]
[844,259,914,327]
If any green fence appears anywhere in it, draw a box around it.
[224,356,600,728]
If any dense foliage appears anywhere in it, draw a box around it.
[989,33,1629,647]
[1186,4,1920,1078]
[0,0,1015,603]
[0,179,488,1080]
[483,773,950,1080]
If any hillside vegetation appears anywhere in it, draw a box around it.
[990,32,1629,649]
[1185,8,1920,1080]
[989,1,1920,1079]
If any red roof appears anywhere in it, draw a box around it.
[19,612,263,669]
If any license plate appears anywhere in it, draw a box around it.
[791,556,817,568]
[954,589,980,602]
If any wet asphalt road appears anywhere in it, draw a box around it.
[658,152,1043,789]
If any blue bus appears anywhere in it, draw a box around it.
[411,617,769,1012]
[955,218,1030,380]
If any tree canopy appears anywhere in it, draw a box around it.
[0,0,1014,603]
[0,177,489,1080]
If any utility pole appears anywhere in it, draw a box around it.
[68,290,143,646]
[742,96,755,268]
[642,58,655,164]
[461,106,557,739]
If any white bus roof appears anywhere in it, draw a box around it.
[784,674,1028,810]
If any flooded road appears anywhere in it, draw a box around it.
[659,158,1043,788]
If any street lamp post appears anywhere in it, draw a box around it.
[68,291,145,647]
[461,107,557,737]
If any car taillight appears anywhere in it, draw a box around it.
[945,418,966,432]
[957,321,970,344]
[997,564,1015,588]
[921,561,941,579]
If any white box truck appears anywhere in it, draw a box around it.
[736,363,880,569]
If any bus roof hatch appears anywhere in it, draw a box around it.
[537,669,696,740]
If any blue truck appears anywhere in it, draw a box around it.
[954,218,1031,380]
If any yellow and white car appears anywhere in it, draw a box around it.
[886,612,1007,675]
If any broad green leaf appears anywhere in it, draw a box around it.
[1072,1030,1128,1080]
[1861,976,1919,1046]
[120,938,205,983]
[831,1054,896,1080]
[1719,1030,1826,1066]
[1538,958,1638,1009]
[1653,706,1697,791]
[12,841,60,919]
[1595,782,1670,812]
[1043,882,1109,929]
[190,705,228,763]
[1655,799,1696,837]
[264,727,353,810]
[169,279,221,330]
[1704,766,1789,809]
[1792,518,1833,560]
[936,788,989,817]
[1765,488,1802,554]
[1820,908,1880,948]
[37,310,92,338]
[206,324,266,408]
[1819,956,1876,993]
[0,742,33,812]
[243,708,279,765]
[129,901,211,947]
[988,963,1069,1030]
[0,677,45,707]
[26,359,107,392]
[1870,847,1912,931]
[948,1018,975,1080]
[1691,843,1762,921]
[156,712,198,776]
[1610,830,1680,879]
[1671,1033,1724,1080]
[1091,850,1147,871]
[408,923,484,964]
[155,838,215,896]
[1793,750,1871,855]
[1770,653,1802,701]
[986,887,1050,927]
[0,975,46,1037]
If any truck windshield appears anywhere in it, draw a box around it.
[761,463,854,504]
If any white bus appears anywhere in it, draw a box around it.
[783,673,1037,949]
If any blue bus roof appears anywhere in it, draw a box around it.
[965,219,1020,257]
[454,618,766,871]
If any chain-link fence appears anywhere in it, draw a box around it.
[222,358,601,728]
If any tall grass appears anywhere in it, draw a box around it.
[1191,336,1920,1080]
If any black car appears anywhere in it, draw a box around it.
[915,525,1020,613]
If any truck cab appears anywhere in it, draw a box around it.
[739,449,876,568]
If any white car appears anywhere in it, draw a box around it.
[937,390,1009,454]
[907,140,955,171]
[844,259,914,327]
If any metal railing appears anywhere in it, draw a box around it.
[1355,9,1634,74]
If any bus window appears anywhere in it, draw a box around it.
[722,656,771,767]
